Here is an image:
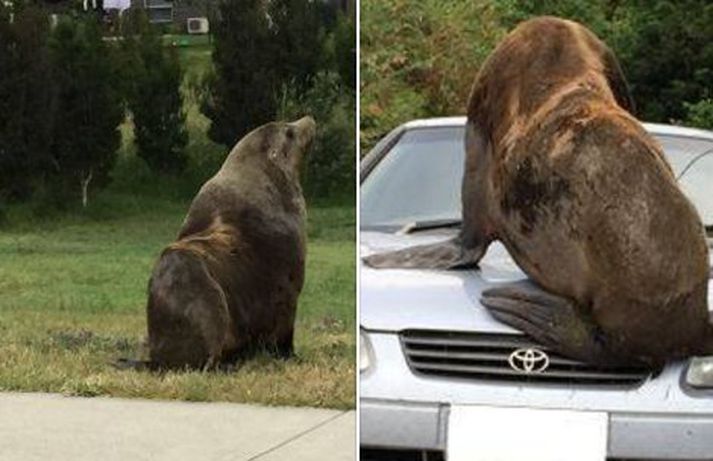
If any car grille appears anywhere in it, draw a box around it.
[401,330,655,387]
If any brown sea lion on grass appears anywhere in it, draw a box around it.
[144,116,315,370]
[365,17,713,366]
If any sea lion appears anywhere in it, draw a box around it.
[144,116,316,370]
[365,17,712,366]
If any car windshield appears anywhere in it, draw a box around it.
[361,127,465,230]
[360,126,713,230]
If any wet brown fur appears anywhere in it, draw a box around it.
[464,17,711,365]
[366,17,712,365]
[145,117,316,370]
[463,17,710,362]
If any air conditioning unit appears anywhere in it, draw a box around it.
[187,17,209,34]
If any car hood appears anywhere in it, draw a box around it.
[360,231,713,333]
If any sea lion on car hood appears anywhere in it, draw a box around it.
[365,17,712,366]
[144,116,315,369]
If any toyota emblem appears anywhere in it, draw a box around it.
[508,347,550,374]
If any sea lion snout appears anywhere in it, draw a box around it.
[281,116,317,172]
[291,115,317,150]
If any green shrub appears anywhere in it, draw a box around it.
[328,13,356,89]
[475,0,713,125]
[361,0,713,150]
[495,0,613,33]
[49,15,124,207]
[360,0,507,152]
[685,99,713,130]
[202,0,331,147]
[201,0,279,146]
[0,4,55,201]
[268,0,326,91]
[610,1,713,124]
[121,10,188,174]
[278,72,355,201]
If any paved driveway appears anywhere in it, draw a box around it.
[0,393,355,461]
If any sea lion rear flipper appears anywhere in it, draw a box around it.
[111,358,156,371]
[363,238,486,270]
[481,282,642,367]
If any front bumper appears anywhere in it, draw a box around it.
[360,398,713,459]
[361,331,713,459]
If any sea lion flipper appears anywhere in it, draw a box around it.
[363,239,486,270]
[481,283,641,366]
[111,358,156,371]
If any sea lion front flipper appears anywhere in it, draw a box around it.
[363,238,486,270]
[481,282,641,367]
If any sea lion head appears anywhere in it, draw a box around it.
[229,116,316,179]
[267,115,317,176]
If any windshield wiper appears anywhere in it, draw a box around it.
[398,218,462,234]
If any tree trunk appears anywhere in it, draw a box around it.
[80,169,93,208]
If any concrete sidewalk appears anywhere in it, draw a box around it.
[0,392,355,461]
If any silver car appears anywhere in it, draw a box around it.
[360,117,713,461]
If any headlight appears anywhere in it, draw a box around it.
[360,330,374,373]
[685,356,713,388]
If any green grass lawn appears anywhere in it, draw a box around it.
[162,34,212,48]
[0,37,355,409]
[0,195,355,409]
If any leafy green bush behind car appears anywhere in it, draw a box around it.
[360,0,713,153]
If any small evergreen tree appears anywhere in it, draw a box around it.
[49,16,123,207]
[202,0,276,146]
[0,4,55,201]
[278,72,355,200]
[612,0,713,123]
[203,0,330,147]
[331,13,356,89]
[268,0,325,90]
[122,10,188,174]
